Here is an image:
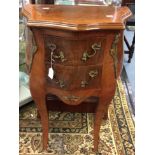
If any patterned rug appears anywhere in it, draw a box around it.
[19,79,135,155]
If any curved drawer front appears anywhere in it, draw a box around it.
[46,87,99,106]
[58,90,97,106]
[46,64,102,90]
[44,36,106,66]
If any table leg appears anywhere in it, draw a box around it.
[93,96,110,152]
[30,81,49,150]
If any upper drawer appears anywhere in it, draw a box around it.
[44,36,106,66]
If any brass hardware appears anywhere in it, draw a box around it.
[48,42,67,62]
[55,80,65,88]
[63,95,80,102]
[81,81,88,88]
[53,51,67,62]
[81,42,101,62]
[110,34,120,79]
[48,43,56,52]
[81,52,88,62]
[80,70,98,87]
[89,70,98,78]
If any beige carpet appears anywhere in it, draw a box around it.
[19,79,135,155]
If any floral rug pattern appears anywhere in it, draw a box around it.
[19,79,135,155]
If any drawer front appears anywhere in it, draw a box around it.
[46,64,102,90]
[44,36,106,66]
[45,36,74,66]
[45,88,99,106]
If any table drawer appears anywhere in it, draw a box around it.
[46,64,102,90]
[44,36,106,66]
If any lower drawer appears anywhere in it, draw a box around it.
[46,64,102,90]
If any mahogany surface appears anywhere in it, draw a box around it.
[23,4,131,30]
[22,4,131,152]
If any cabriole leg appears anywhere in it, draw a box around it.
[30,79,49,150]
[93,96,110,152]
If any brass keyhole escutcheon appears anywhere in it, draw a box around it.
[89,70,98,78]
[48,42,67,63]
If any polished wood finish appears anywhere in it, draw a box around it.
[23,4,131,152]
[23,4,131,30]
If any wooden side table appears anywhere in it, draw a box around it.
[22,4,131,152]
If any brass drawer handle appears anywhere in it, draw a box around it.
[81,42,101,62]
[89,70,98,78]
[63,95,80,102]
[48,42,67,62]
[81,81,88,88]
[55,80,65,88]
[81,70,98,88]
[53,51,67,62]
